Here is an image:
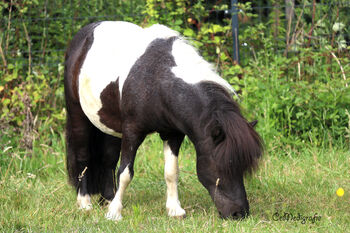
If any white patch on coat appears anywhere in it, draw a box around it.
[77,192,92,210]
[79,76,122,138]
[171,39,235,93]
[106,166,131,221]
[78,21,178,137]
[164,141,186,217]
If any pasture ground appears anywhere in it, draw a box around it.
[0,128,349,232]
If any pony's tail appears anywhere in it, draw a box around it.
[65,116,80,190]
[66,125,120,198]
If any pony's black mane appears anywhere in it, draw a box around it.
[200,82,263,177]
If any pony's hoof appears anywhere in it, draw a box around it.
[105,211,123,221]
[167,207,186,218]
[106,199,123,221]
[79,203,93,211]
[77,194,93,211]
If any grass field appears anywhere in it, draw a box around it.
[0,126,349,232]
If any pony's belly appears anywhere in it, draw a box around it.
[79,74,122,138]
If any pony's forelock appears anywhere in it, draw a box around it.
[207,101,263,177]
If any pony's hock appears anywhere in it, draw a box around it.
[64,21,262,220]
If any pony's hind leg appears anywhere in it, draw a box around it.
[99,134,121,203]
[66,105,93,210]
[162,134,186,217]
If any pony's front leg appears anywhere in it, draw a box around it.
[105,163,131,221]
[106,130,145,221]
[163,135,186,218]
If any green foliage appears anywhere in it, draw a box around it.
[228,2,350,149]
[233,1,350,148]
[240,61,350,148]
[0,66,65,131]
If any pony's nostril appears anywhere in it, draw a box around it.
[231,211,243,219]
[219,210,248,220]
[231,209,249,219]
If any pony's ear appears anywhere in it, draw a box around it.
[249,120,258,128]
[211,125,225,145]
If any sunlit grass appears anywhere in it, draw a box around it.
[0,128,349,232]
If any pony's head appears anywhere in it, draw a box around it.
[195,83,262,219]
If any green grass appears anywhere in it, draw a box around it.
[0,127,349,232]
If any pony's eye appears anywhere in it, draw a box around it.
[212,126,225,145]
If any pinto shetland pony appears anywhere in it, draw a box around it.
[64,21,262,221]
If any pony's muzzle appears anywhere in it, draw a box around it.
[215,197,250,220]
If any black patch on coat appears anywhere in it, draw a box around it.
[124,36,177,89]
[121,36,206,140]
[98,78,122,134]
[121,37,180,126]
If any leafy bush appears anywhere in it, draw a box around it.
[240,61,350,148]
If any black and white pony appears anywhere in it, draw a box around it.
[64,21,262,221]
